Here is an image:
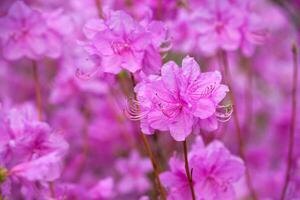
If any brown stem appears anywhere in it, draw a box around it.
[280,44,298,200]
[153,132,167,168]
[32,61,56,199]
[32,61,43,121]
[95,0,104,19]
[183,140,196,200]
[218,51,258,200]
[157,0,163,19]
[141,134,167,199]
[74,107,90,181]
[48,182,56,199]
[130,73,166,200]
[244,58,254,136]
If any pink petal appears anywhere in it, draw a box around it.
[169,113,193,141]
[193,99,215,119]
[101,55,122,74]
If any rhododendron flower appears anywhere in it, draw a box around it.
[88,177,115,199]
[115,151,152,194]
[160,137,245,200]
[160,156,191,200]
[190,138,245,200]
[10,152,63,182]
[189,0,266,55]
[193,0,243,55]
[0,103,68,184]
[80,9,168,75]
[134,56,228,141]
[0,1,72,60]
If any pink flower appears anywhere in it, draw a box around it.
[190,138,245,200]
[135,56,228,141]
[10,152,63,182]
[160,137,245,200]
[115,151,152,194]
[0,1,72,60]
[0,103,68,183]
[88,177,115,199]
[160,156,192,200]
[193,0,243,55]
[190,0,266,55]
[238,1,267,56]
[81,9,168,74]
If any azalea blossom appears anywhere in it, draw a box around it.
[115,151,152,194]
[0,1,72,60]
[134,56,228,141]
[0,103,68,193]
[80,9,168,75]
[160,136,245,200]
[0,0,298,199]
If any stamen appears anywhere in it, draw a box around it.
[124,97,149,121]
[215,104,233,122]
[75,65,100,80]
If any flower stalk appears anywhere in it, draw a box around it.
[32,61,43,121]
[32,61,56,199]
[218,50,258,200]
[183,139,196,200]
[130,73,166,200]
[280,43,299,200]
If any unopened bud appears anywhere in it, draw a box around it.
[0,167,8,184]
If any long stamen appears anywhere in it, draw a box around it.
[125,97,150,121]
[75,65,100,81]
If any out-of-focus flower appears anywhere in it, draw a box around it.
[115,151,152,194]
[161,136,245,200]
[135,56,228,141]
[88,177,115,199]
[190,138,245,200]
[80,9,168,75]
[0,103,68,197]
[0,1,72,60]
[193,0,243,55]
[160,155,191,200]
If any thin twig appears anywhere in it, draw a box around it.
[218,51,258,200]
[95,0,104,19]
[140,133,167,199]
[32,61,56,199]
[183,140,196,200]
[32,61,43,121]
[130,73,166,200]
[280,43,298,200]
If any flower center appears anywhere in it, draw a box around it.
[111,41,130,55]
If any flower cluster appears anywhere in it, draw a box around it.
[0,0,299,199]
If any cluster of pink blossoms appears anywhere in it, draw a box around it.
[0,0,300,199]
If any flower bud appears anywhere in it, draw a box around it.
[0,167,8,184]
